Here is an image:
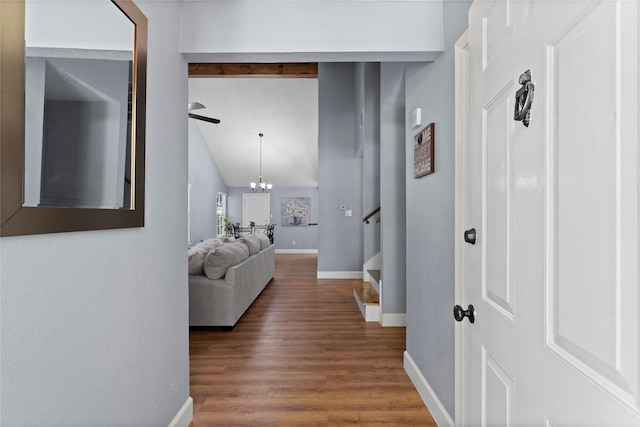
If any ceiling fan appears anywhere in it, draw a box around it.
[188,102,220,124]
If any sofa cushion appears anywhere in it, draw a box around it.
[188,248,207,275]
[188,238,223,275]
[204,242,250,279]
[195,238,223,252]
[240,234,261,255]
[256,233,271,250]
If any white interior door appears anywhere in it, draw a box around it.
[458,0,640,425]
[242,193,270,227]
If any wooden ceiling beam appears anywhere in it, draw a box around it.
[188,63,318,78]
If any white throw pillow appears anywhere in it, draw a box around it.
[256,233,271,250]
[188,238,223,275]
[187,248,207,275]
[203,242,250,279]
[240,235,261,255]
[199,238,223,252]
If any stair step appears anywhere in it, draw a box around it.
[368,269,381,283]
[353,281,379,305]
[352,281,380,322]
[367,269,381,293]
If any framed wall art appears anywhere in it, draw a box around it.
[281,197,310,227]
[414,122,434,178]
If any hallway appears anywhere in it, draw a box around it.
[189,254,435,426]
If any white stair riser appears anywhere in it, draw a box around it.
[353,289,380,322]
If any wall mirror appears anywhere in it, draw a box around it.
[1,0,147,236]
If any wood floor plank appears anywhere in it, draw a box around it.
[190,254,435,426]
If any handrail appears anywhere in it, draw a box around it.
[363,207,380,224]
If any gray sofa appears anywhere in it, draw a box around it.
[188,234,275,327]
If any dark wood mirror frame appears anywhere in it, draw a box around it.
[1,0,147,237]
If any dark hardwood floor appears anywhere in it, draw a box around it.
[189,254,436,426]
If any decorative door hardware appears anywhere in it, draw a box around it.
[514,70,534,127]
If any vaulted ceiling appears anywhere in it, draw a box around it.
[187,64,319,188]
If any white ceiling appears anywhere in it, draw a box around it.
[188,77,319,188]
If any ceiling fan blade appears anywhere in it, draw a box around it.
[188,113,221,124]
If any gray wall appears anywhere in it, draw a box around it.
[380,62,407,315]
[359,63,381,263]
[355,63,365,157]
[404,0,471,419]
[188,120,228,244]
[180,1,445,63]
[0,2,191,425]
[226,186,319,251]
[317,63,363,274]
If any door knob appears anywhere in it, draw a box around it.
[453,304,475,323]
[464,228,477,245]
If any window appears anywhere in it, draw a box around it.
[216,192,227,237]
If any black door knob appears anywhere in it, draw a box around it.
[453,304,475,323]
[464,228,476,245]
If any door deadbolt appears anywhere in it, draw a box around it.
[464,228,477,245]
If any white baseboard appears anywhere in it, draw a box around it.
[168,396,193,427]
[275,249,318,254]
[404,352,454,427]
[317,271,363,279]
[380,313,406,327]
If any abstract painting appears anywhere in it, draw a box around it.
[281,197,310,227]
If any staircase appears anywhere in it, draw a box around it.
[353,269,380,322]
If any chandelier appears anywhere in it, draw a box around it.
[250,133,272,192]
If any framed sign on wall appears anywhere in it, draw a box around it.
[414,122,435,178]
